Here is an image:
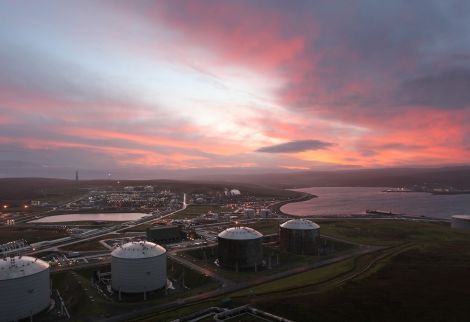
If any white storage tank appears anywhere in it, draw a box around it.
[111,241,166,293]
[0,256,50,322]
[451,215,470,231]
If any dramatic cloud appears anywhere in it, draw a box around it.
[398,68,470,109]
[256,140,333,153]
[1,1,470,178]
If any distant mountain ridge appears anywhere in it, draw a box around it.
[196,166,470,189]
[2,167,470,201]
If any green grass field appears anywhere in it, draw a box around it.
[59,234,119,251]
[136,219,470,322]
[0,226,69,244]
[318,219,462,245]
[40,258,220,321]
[179,237,356,283]
[251,241,470,322]
[244,220,282,235]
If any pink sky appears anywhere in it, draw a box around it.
[1,1,470,178]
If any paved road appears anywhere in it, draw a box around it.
[167,252,235,288]
[27,205,187,256]
[96,243,383,322]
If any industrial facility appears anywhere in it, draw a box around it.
[111,241,167,295]
[279,219,320,255]
[244,208,256,218]
[0,256,50,322]
[217,226,263,271]
[451,215,470,231]
[259,208,271,218]
[146,224,185,244]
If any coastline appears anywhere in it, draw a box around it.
[271,191,317,217]
[271,188,448,222]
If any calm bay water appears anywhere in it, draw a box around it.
[281,187,470,219]
[29,213,149,223]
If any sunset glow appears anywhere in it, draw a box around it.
[1,1,470,178]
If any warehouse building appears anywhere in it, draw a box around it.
[146,224,185,244]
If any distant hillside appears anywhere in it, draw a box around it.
[0,178,299,202]
[199,166,470,189]
[3,167,470,202]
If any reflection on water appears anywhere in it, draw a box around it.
[29,213,149,223]
[281,187,470,219]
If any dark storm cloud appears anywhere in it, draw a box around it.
[398,68,470,109]
[256,140,333,153]
[271,0,470,116]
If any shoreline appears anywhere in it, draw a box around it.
[271,191,317,217]
[272,189,448,222]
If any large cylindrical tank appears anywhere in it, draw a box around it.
[279,219,320,254]
[111,241,166,293]
[217,227,263,270]
[451,215,470,231]
[0,256,50,322]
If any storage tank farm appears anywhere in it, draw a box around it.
[217,227,263,271]
[279,219,320,255]
[451,215,470,231]
[111,241,167,296]
[0,256,50,322]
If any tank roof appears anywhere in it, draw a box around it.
[218,226,263,240]
[0,256,49,280]
[111,241,166,259]
[452,215,470,220]
[280,219,320,230]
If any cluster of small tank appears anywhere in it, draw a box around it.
[1,220,321,320]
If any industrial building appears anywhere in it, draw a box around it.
[217,226,263,271]
[244,208,256,218]
[0,256,50,322]
[225,189,241,196]
[451,215,470,231]
[279,219,320,255]
[111,241,167,294]
[259,208,271,218]
[143,185,154,193]
[146,225,185,244]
